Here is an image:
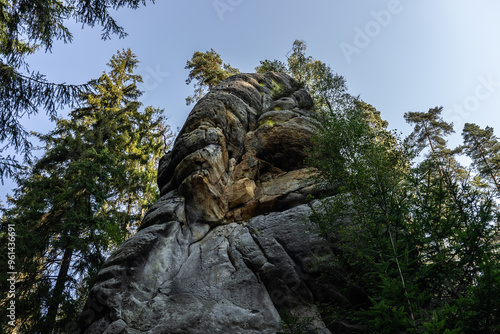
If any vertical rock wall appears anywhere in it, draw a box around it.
[78,73,343,334]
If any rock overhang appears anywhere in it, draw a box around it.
[78,72,338,334]
[151,72,320,228]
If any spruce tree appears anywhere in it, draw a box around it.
[0,0,155,183]
[0,49,172,333]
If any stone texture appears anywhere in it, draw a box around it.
[78,73,344,334]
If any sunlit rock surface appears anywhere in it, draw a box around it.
[78,73,344,334]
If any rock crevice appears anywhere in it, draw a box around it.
[79,73,339,334]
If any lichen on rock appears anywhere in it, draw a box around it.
[78,72,340,334]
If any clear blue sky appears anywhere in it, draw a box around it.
[2,0,500,202]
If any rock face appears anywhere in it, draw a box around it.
[78,73,340,334]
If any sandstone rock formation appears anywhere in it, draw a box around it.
[78,72,343,334]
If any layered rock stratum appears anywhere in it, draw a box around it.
[78,72,344,334]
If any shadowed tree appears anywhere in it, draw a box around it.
[0,49,173,333]
[310,102,500,332]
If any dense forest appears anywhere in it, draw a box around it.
[1,1,500,333]
[260,41,500,333]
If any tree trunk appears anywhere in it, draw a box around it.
[43,244,74,333]
[472,136,500,193]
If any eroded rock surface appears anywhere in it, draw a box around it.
[78,73,339,334]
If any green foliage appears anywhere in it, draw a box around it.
[404,107,455,156]
[184,48,239,105]
[190,40,352,114]
[359,299,412,333]
[1,0,153,61]
[256,40,353,113]
[461,122,500,193]
[255,59,288,73]
[0,49,173,333]
[0,0,154,183]
[309,99,500,332]
[277,312,318,334]
[0,63,92,182]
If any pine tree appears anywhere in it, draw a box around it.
[254,59,288,73]
[0,49,172,333]
[310,103,500,332]
[256,40,352,113]
[404,106,455,158]
[461,123,500,194]
[184,48,239,105]
[404,107,469,203]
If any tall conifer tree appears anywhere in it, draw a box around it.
[0,49,173,333]
[255,40,353,113]
[462,123,500,194]
[0,0,155,183]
